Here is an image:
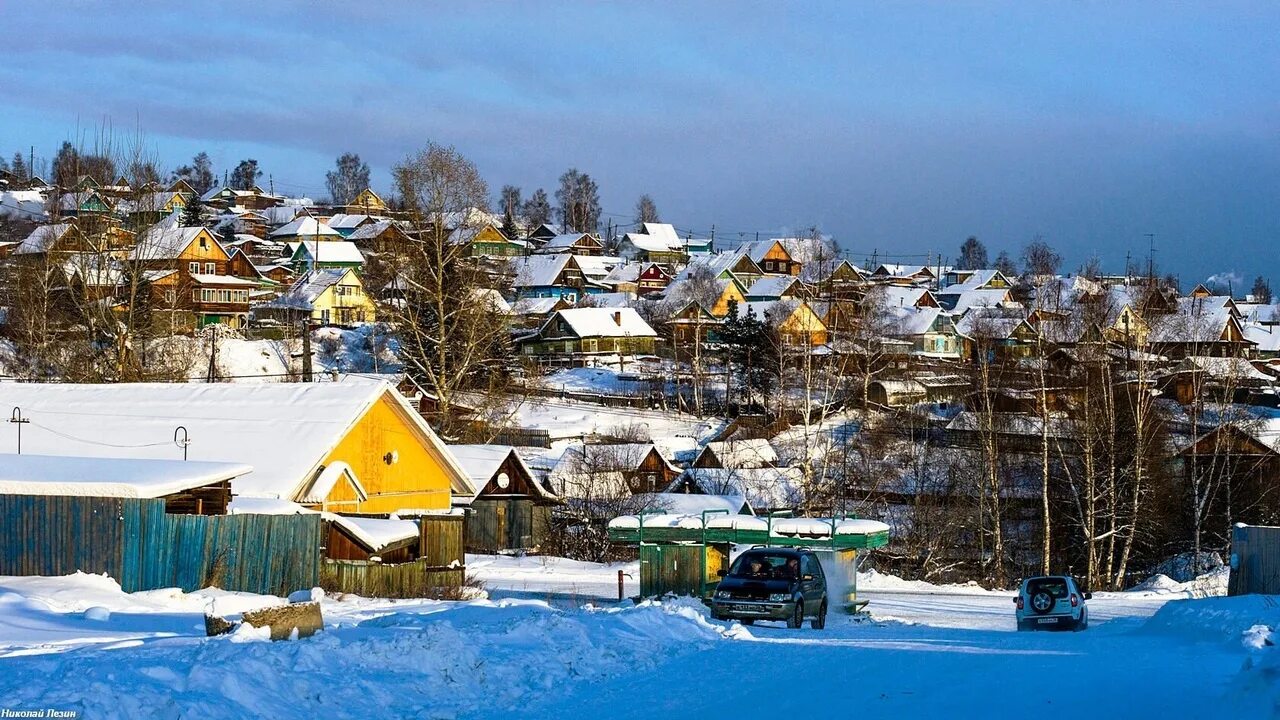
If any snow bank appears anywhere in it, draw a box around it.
[1130,566,1228,598]
[0,598,720,718]
[1141,594,1280,644]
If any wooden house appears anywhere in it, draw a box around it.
[551,443,683,496]
[637,263,674,295]
[691,439,778,469]
[0,380,477,516]
[517,307,658,358]
[451,223,527,258]
[286,239,366,273]
[510,254,588,301]
[347,220,412,254]
[449,444,560,553]
[534,233,605,256]
[667,302,721,357]
[131,222,254,328]
[739,300,829,347]
[344,188,388,215]
[257,267,376,326]
[738,239,800,276]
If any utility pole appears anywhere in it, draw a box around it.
[206,325,218,382]
[1145,233,1155,281]
[8,407,30,454]
[301,318,313,382]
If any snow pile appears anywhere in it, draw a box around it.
[1140,594,1280,644]
[1131,566,1229,598]
[0,599,721,718]
[856,569,1003,595]
[1237,620,1280,716]
[1150,552,1225,583]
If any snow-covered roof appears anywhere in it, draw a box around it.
[130,217,220,261]
[0,379,474,503]
[621,232,684,254]
[572,255,622,280]
[602,262,643,285]
[327,514,419,552]
[1244,323,1280,353]
[270,215,342,239]
[631,492,746,516]
[0,189,48,221]
[875,285,933,309]
[674,467,804,510]
[698,439,778,468]
[288,240,365,265]
[943,288,1017,314]
[510,297,565,316]
[326,213,378,230]
[14,223,74,254]
[511,254,572,287]
[0,454,253,498]
[746,275,800,299]
[584,293,634,309]
[537,233,599,251]
[735,239,787,265]
[542,307,657,338]
[446,444,552,502]
[268,268,354,310]
[348,219,401,242]
[673,250,755,283]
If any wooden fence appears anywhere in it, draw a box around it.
[319,559,465,599]
[1228,524,1280,596]
[0,495,321,595]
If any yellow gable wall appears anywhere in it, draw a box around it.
[177,230,230,263]
[711,283,747,317]
[317,393,455,513]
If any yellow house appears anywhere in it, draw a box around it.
[741,300,830,347]
[347,188,388,214]
[267,267,377,326]
[0,380,476,516]
[709,279,748,317]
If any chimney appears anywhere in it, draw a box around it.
[613,311,623,326]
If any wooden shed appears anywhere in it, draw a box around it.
[449,444,560,553]
[1228,524,1280,596]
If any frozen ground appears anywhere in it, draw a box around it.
[0,562,1275,719]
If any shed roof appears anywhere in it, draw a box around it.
[0,454,252,498]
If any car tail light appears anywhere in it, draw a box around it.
[1070,594,1079,607]
[1015,596,1024,610]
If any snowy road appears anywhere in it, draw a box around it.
[0,568,1275,719]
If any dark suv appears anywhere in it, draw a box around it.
[710,548,828,629]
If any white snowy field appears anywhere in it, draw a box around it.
[0,562,1276,719]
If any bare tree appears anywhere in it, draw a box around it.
[384,143,511,439]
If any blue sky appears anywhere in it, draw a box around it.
[2,2,1278,286]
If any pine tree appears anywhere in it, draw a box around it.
[499,185,522,238]
[180,195,205,227]
[10,152,27,183]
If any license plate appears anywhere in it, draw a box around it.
[1037,617,1059,624]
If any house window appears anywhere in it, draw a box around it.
[164,289,175,303]
[188,262,199,274]
[199,237,208,249]
[205,262,216,275]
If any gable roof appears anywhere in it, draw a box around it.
[0,379,475,503]
[446,444,554,502]
[268,268,359,310]
[15,223,75,254]
[130,222,223,261]
[511,254,574,287]
[288,240,365,265]
[270,215,342,238]
[540,307,657,338]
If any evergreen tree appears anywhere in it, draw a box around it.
[1251,275,1272,304]
[52,141,79,187]
[10,152,27,183]
[994,250,1018,276]
[180,195,205,227]
[719,301,778,407]
[499,184,522,238]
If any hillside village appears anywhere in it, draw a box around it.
[2,149,1277,599]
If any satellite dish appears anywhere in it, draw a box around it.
[496,472,510,489]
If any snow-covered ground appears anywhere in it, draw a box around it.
[0,561,1275,719]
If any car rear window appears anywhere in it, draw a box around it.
[1027,578,1069,598]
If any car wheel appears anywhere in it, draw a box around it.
[1030,590,1055,615]
[1075,610,1088,631]
[811,600,827,630]
[786,602,803,629]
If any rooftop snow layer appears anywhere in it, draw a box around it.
[0,454,252,498]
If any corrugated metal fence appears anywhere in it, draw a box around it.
[0,495,320,595]
[1229,524,1280,596]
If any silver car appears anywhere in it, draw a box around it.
[1014,575,1090,631]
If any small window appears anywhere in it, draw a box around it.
[188,262,199,274]
[204,262,216,275]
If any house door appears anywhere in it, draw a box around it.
[496,504,507,551]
